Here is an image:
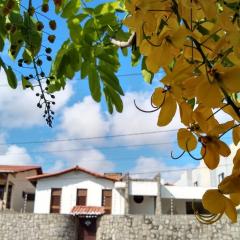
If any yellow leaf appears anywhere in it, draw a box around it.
[230,193,240,206]
[224,198,237,223]
[202,189,225,214]
[157,93,177,126]
[200,0,217,20]
[216,140,231,157]
[177,128,197,151]
[222,67,240,93]
[209,120,234,137]
[151,88,165,107]
[203,142,220,170]
[233,126,240,146]
[193,110,209,133]
[196,80,223,108]
[233,149,240,167]
[218,175,240,194]
[179,102,193,126]
[222,105,240,122]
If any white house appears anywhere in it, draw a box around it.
[28,166,120,215]
[0,165,42,212]
[29,166,208,217]
[175,143,238,187]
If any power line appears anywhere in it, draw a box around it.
[0,129,178,146]
[12,163,233,182]
[128,163,233,175]
[0,72,144,88]
[0,141,177,156]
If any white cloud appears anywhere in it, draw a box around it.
[0,70,73,128]
[109,91,182,148]
[129,156,193,183]
[0,145,33,165]
[60,96,110,138]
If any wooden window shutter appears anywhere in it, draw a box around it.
[50,188,62,213]
[76,189,87,206]
[102,190,112,214]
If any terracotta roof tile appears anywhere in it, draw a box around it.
[71,206,105,216]
[27,165,120,182]
[0,165,42,174]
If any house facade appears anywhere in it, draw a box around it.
[29,166,208,216]
[0,165,42,212]
[28,166,119,215]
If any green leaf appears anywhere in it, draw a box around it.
[141,57,154,84]
[61,0,81,18]
[104,86,123,113]
[131,47,141,66]
[0,35,4,52]
[22,48,32,64]
[97,65,124,95]
[88,63,101,102]
[121,47,128,56]
[22,75,33,90]
[0,57,7,71]
[6,66,17,89]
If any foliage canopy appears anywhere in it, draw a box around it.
[0,0,240,223]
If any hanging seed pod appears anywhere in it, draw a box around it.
[41,3,49,13]
[49,20,57,30]
[48,35,56,43]
[36,21,44,31]
[45,48,52,54]
[36,59,43,66]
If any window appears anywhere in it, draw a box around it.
[186,201,209,214]
[133,196,144,204]
[76,189,87,206]
[102,190,112,214]
[0,185,4,200]
[193,181,198,187]
[218,172,224,183]
[50,188,62,213]
[22,192,35,201]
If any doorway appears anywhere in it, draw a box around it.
[78,217,97,240]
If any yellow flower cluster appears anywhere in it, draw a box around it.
[124,0,240,223]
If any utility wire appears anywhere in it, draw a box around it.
[0,72,144,87]
[0,141,177,156]
[12,163,233,182]
[0,129,178,146]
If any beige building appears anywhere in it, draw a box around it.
[0,165,42,212]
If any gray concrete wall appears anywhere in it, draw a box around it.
[0,213,77,240]
[97,215,240,240]
[1,213,240,240]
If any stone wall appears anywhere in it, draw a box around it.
[97,215,240,240]
[0,213,77,240]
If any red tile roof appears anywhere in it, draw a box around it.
[0,165,42,174]
[27,165,120,182]
[71,206,105,216]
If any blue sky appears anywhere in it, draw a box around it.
[0,0,235,183]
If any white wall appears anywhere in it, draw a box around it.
[175,144,238,187]
[112,188,125,215]
[34,171,114,214]
[129,181,158,196]
[129,196,155,215]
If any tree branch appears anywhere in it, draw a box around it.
[110,32,135,48]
